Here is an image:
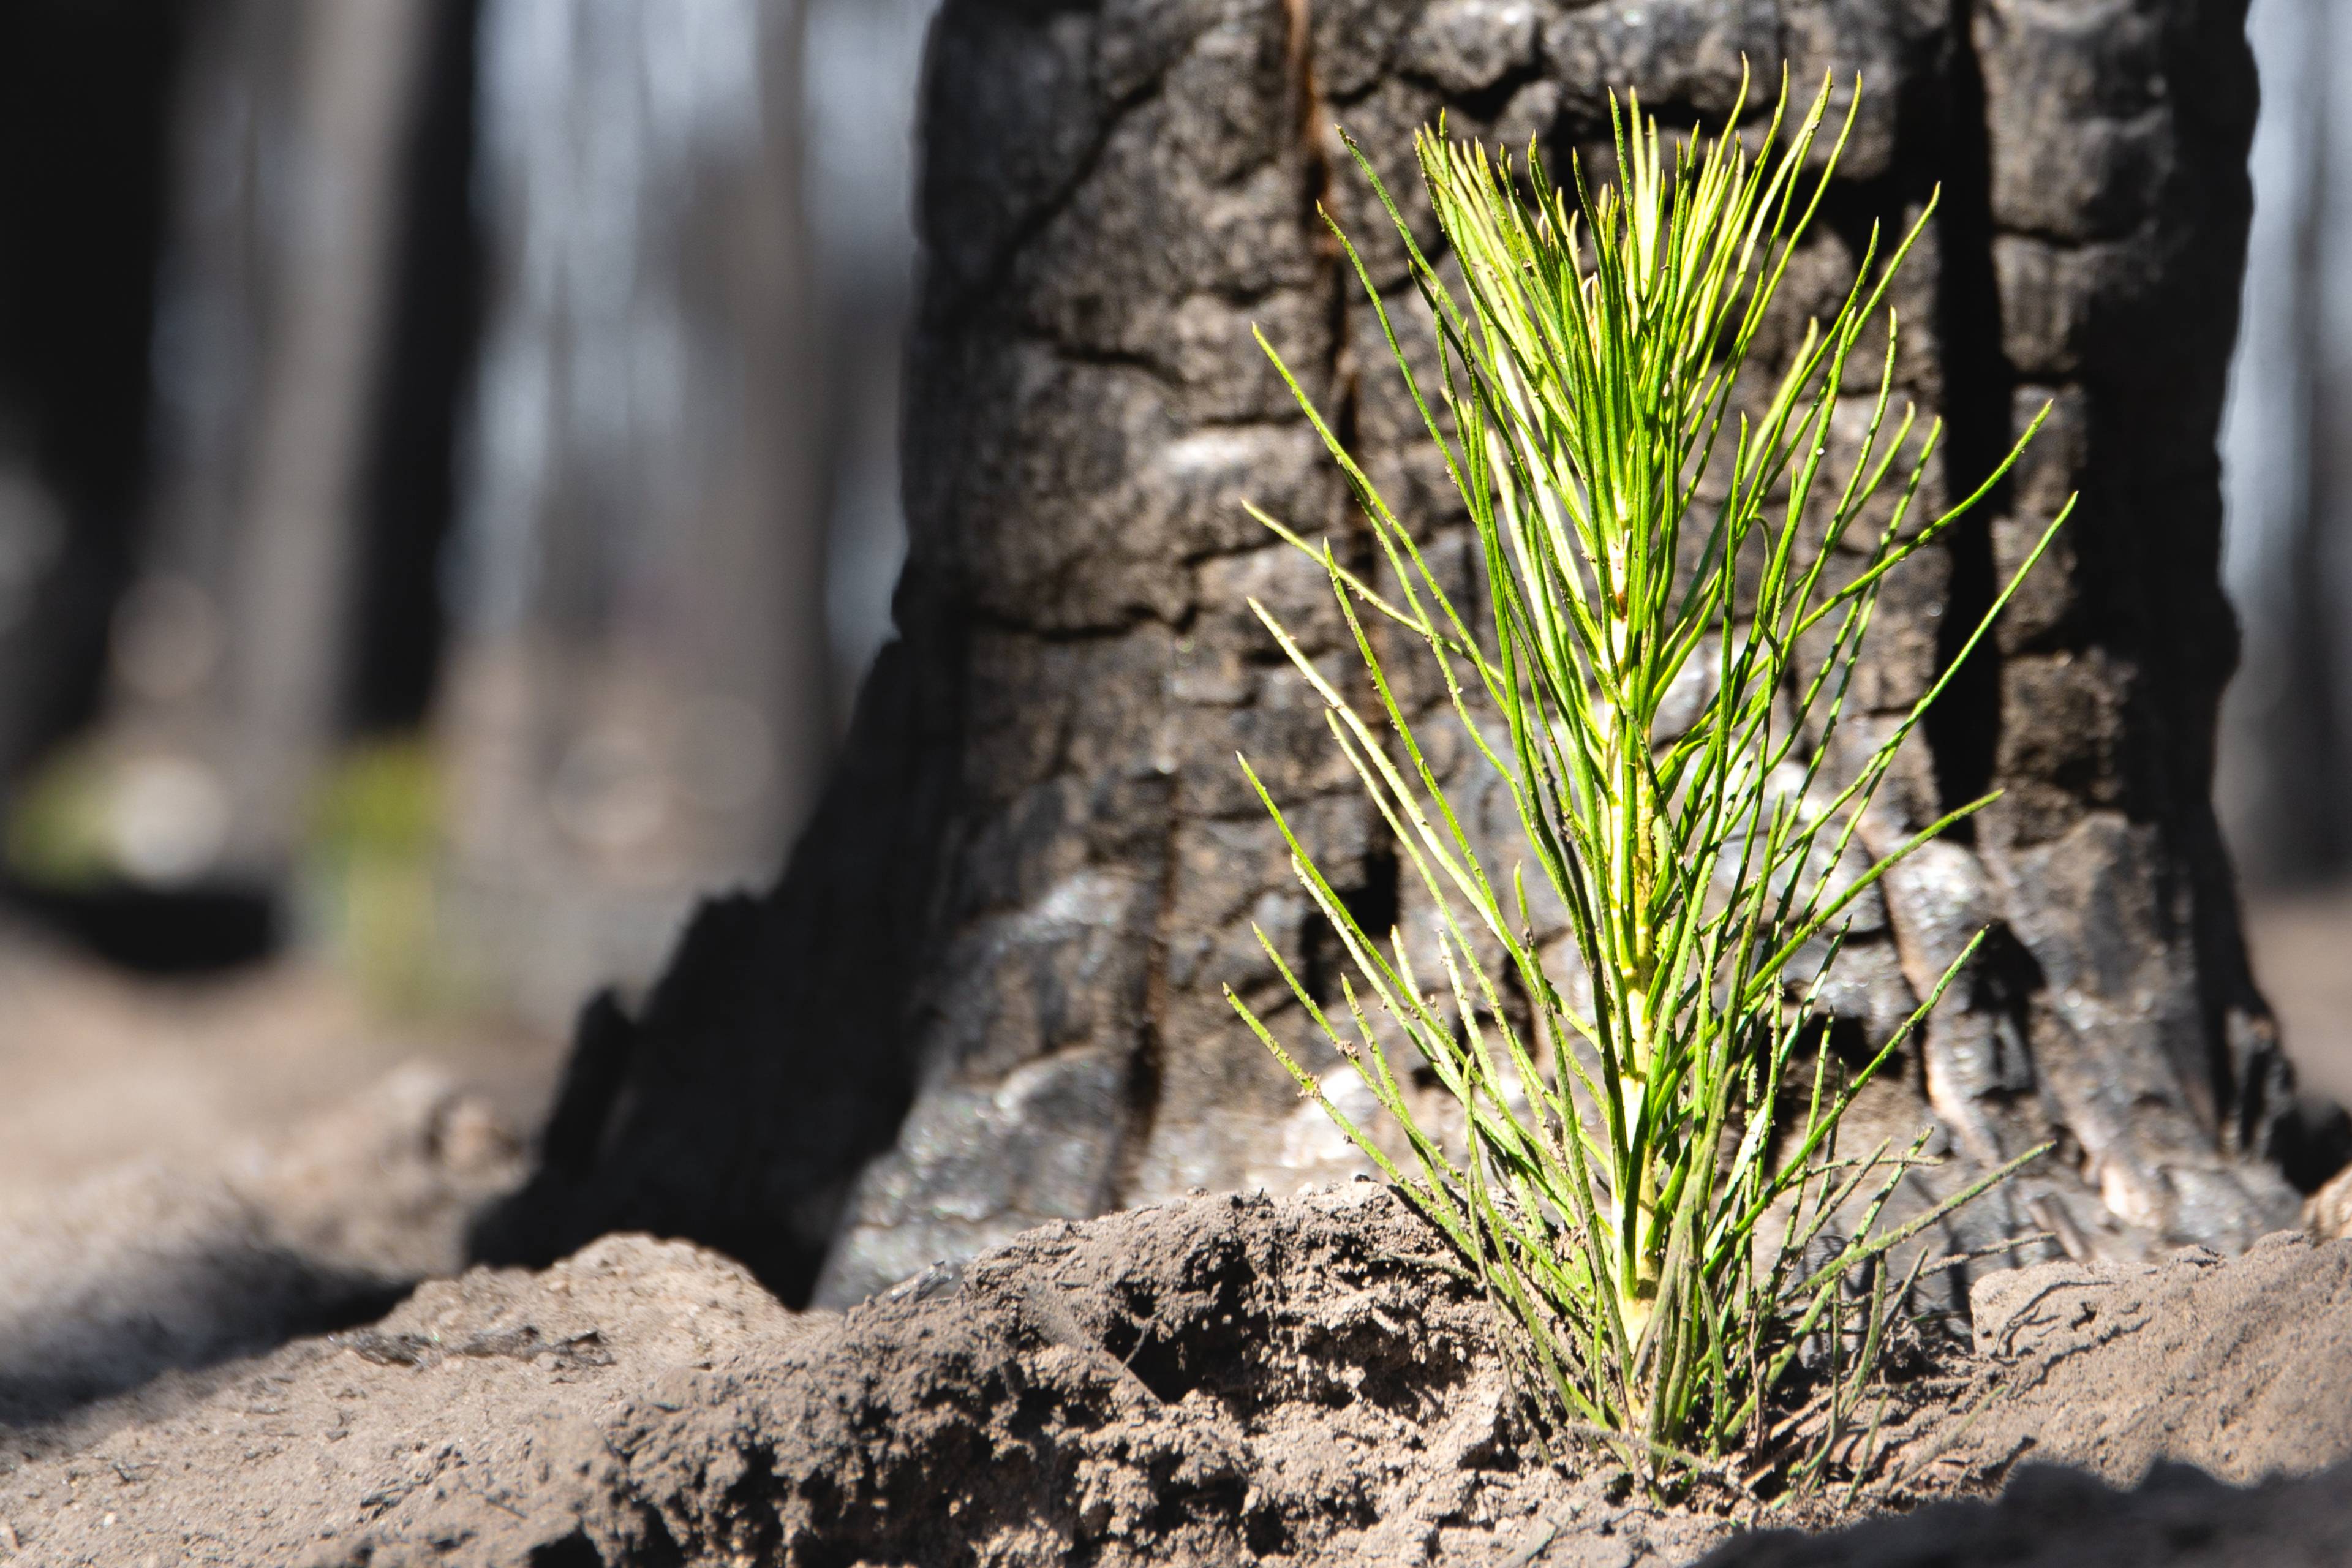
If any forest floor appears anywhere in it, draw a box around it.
[0,922,560,1197]
[0,1186,2346,1566]
[0,899,2345,1566]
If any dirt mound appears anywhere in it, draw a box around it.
[1,1191,2349,1567]
[1695,1231,2352,1567]
[1945,1231,2352,1487]
[0,1188,1732,1566]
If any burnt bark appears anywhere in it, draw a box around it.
[486,0,2342,1304]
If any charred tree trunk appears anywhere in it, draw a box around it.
[488,0,2345,1305]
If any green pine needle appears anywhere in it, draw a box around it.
[1227,67,2065,1483]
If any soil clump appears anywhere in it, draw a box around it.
[1,1188,2348,1567]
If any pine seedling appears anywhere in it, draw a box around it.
[1225,71,2065,1481]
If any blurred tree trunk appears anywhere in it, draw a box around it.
[93,0,443,881]
[0,3,185,816]
[434,0,828,1028]
[2222,0,2352,886]
[492,0,2342,1305]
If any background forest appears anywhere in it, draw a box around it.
[0,0,929,1031]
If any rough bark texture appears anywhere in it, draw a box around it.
[484,0,2345,1307]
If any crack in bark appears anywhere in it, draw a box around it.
[1922,0,2011,844]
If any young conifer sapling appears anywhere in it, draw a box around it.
[1227,72,2065,1481]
